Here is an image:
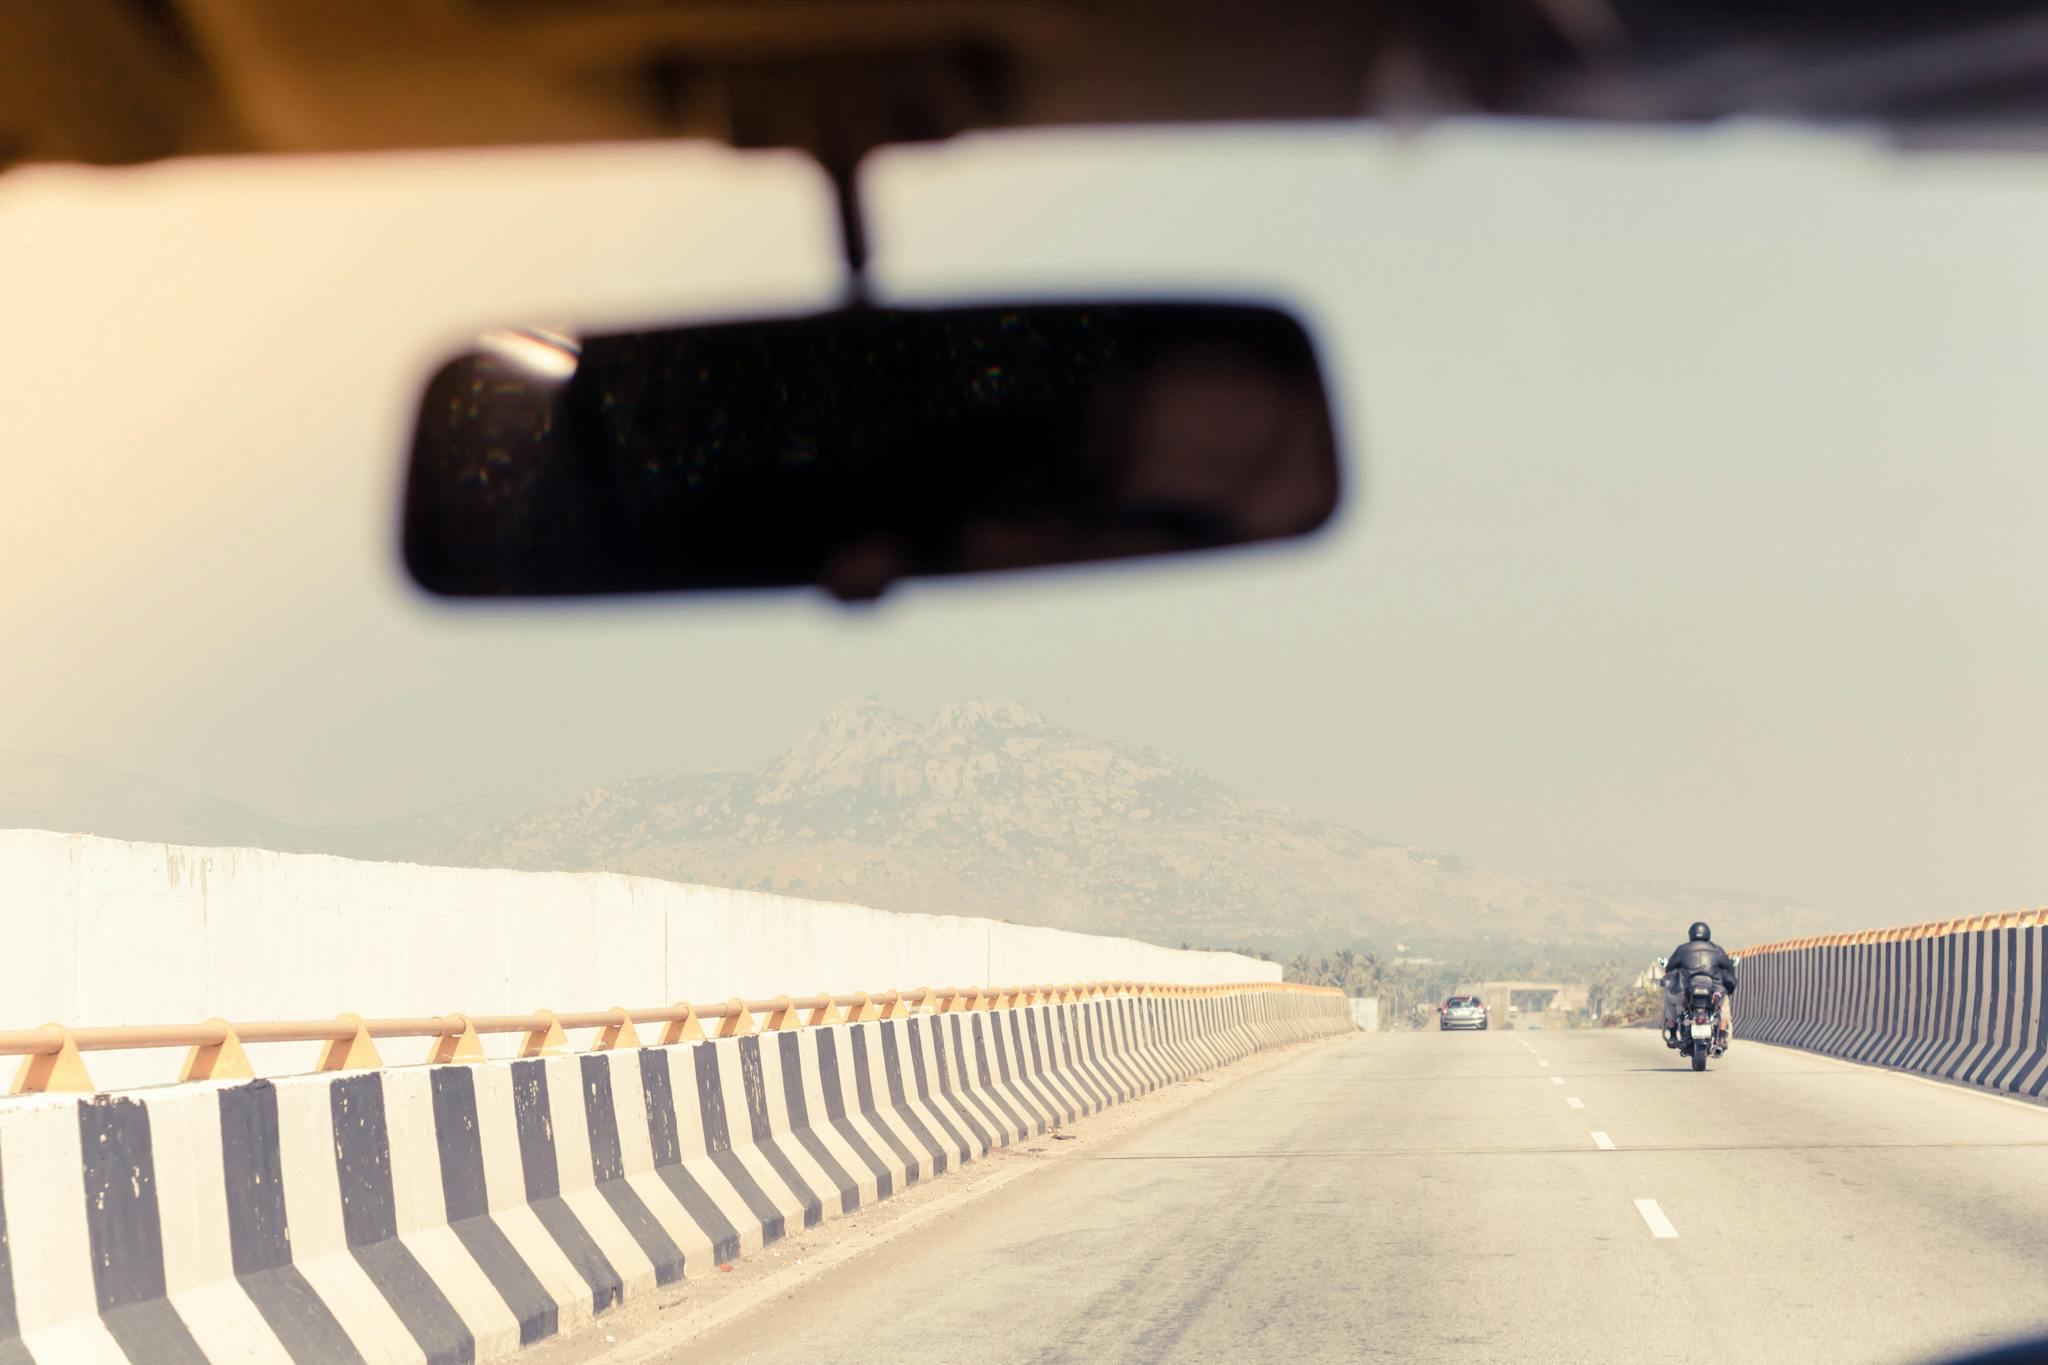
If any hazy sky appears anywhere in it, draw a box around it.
[2,121,2042,921]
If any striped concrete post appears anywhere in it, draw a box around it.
[0,986,1350,1363]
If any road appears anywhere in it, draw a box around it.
[652,1028,2048,1364]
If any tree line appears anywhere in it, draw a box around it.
[1276,944,1665,1030]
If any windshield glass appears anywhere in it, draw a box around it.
[8,125,2040,925]
[3,121,2043,1365]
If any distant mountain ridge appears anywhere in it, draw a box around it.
[0,704,1838,953]
[0,749,537,864]
[0,749,290,850]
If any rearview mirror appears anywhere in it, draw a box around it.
[402,302,1341,600]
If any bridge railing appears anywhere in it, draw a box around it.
[1734,906,2048,1100]
[2,979,1345,1095]
[0,975,1349,1361]
[1738,908,2048,958]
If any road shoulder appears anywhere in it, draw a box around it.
[526,1030,1362,1364]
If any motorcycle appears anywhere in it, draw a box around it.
[1664,971,1728,1071]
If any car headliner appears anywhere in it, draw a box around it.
[4,1,2047,173]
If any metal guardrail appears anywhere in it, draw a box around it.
[1738,907,2047,960]
[1,979,1343,1096]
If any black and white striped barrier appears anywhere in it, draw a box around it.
[0,990,1348,1363]
[1736,912,2048,1098]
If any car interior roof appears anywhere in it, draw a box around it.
[4,0,2046,172]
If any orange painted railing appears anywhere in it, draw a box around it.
[2,979,1344,1096]
[1738,907,2048,959]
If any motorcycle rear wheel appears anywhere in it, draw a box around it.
[1691,1046,1708,1072]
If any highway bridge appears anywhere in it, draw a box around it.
[663,1027,2048,1364]
[1,834,2044,1364]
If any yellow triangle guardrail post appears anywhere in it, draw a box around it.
[318,1013,382,1072]
[180,1018,254,1083]
[719,998,757,1037]
[594,1008,643,1051]
[0,976,1339,1092]
[429,1013,486,1064]
[11,1025,92,1094]
[517,1010,569,1059]
[658,1003,704,1045]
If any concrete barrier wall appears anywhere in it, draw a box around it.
[2,830,1276,1087]
[0,986,1349,1364]
[1736,911,2048,1099]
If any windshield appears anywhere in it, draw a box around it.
[2,122,2043,1365]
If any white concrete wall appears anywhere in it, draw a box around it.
[2,829,1275,1088]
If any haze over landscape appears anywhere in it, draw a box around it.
[2,123,2041,947]
[9,28,2048,1364]
[4,696,1838,956]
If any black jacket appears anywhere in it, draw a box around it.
[1665,939,1738,994]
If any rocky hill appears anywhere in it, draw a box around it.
[3,701,1837,953]
[357,698,1828,953]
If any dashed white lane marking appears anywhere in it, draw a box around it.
[1635,1199,1679,1239]
[1538,1061,1551,1068]
[1549,1076,1564,1086]
[1567,1097,1584,1109]
[1590,1131,1615,1150]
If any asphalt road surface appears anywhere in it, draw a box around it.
[642,1028,2048,1364]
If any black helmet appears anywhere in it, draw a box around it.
[1688,921,1712,942]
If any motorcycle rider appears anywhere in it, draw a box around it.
[1663,920,1737,1049]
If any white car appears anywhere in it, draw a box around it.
[1439,996,1489,1031]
